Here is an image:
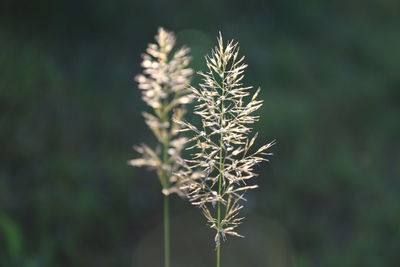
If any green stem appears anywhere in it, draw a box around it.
[164,194,170,267]
[216,135,223,267]
[216,244,221,267]
[217,80,225,267]
[161,106,171,267]
[216,127,223,267]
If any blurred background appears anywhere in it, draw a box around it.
[1,0,399,266]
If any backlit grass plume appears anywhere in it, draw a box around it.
[128,27,193,267]
[175,33,274,266]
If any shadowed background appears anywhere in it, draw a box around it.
[1,0,399,266]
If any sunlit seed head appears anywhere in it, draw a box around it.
[129,27,194,196]
[174,33,274,246]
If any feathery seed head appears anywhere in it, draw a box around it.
[175,33,274,246]
[129,27,194,196]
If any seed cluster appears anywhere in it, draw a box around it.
[175,34,274,245]
[129,28,193,196]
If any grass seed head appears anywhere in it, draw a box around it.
[175,33,274,245]
[129,27,194,196]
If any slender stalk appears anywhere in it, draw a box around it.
[216,76,225,267]
[162,108,171,267]
[216,243,220,267]
[175,33,274,267]
[216,129,223,267]
[216,147,222,267]
[163,194,170,267]
[130,27,193,267]
[162,153,171,267]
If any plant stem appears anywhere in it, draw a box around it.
[161,106,171,267]
[216,133,223,267]
[164,194,170,267]
[217,79,225,267]
[216,243,221,267]
[162,159,171,267]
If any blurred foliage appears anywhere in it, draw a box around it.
[0,0,399,266]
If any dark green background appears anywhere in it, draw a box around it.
[1,0,399,266]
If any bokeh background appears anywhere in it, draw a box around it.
[1,0,399,266]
